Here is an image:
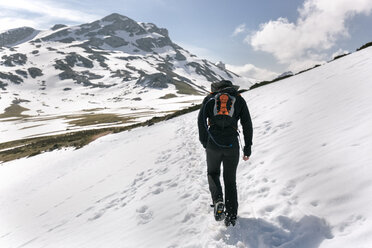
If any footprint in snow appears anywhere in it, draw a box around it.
[136,205,154,225]
[155,149,173,164]
[181,212,196,223]
[338,214,366,235]
[280,180,297,196]
[311,200,319,207]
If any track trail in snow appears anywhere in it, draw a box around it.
[0,110,333,248]
[80,115,214,245]
[0,105,332,248]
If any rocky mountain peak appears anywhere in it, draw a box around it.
[99,13,146,36]
[100,13,169,38]
[101,13,129,22]
[51,24,67,31]
[0,27,40,47]
[276,71,293,79]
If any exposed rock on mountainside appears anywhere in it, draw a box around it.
[27,67,43,78]
[1,53,27,66]
[216,61,226,70]
[0,72,23,84]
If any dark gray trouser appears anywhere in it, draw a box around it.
[206,146,239,216]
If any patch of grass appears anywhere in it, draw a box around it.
[82,108,105,112]
[65,113,134,127]
[171,81,202,95]
[250,74,294,90]
[0,104,29,118]
[356,41,372,51]
[332,53,350,61]
[160,93,178,99]
[296,64,321,75]
[0,104,201,163]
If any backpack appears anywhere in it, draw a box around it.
[211,92,237,129]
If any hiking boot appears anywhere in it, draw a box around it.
[213,201,225,221]
[224,214,237,227]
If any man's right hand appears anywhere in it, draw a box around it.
[243,156,249,161]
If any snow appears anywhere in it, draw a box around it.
[1,46,372,247]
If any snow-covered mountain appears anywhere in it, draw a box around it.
[275,71,293,79]
[0,13,245,143]
[1,43,372,247]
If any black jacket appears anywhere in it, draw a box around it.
[197,87,253,156]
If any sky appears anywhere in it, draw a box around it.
[1,0,372,80]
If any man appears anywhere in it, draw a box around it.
[197,80,253,227]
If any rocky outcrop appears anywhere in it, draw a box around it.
[0,81,7,90]
[65,53,94,68]
[111,69,135,81]
[216,61,226,70]
[104,36,129,48]
[58,68,109,88]
[175,51,186,61]
[141,23,169,37]
[0,72,23,84]
[54,59,109,88]
[1,53,27,66]
[28,67,43,78]
[15,69,28,78]
[88,53,108,67]
[137,73,171,89]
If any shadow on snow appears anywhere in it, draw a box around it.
[219,215,333,248]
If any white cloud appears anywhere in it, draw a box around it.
[248,0,372,71]
[226,63,279,82]
[0,0,101,32]
[232,23,246,36]
[0,16,39,32]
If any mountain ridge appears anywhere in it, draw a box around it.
[0,13,247,143]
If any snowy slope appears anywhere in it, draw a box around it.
[1,47,372,247]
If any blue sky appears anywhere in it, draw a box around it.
[1,0,372,80]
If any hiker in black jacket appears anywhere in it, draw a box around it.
[197,80,253,227]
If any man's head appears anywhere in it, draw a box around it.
[211,80,240,92]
